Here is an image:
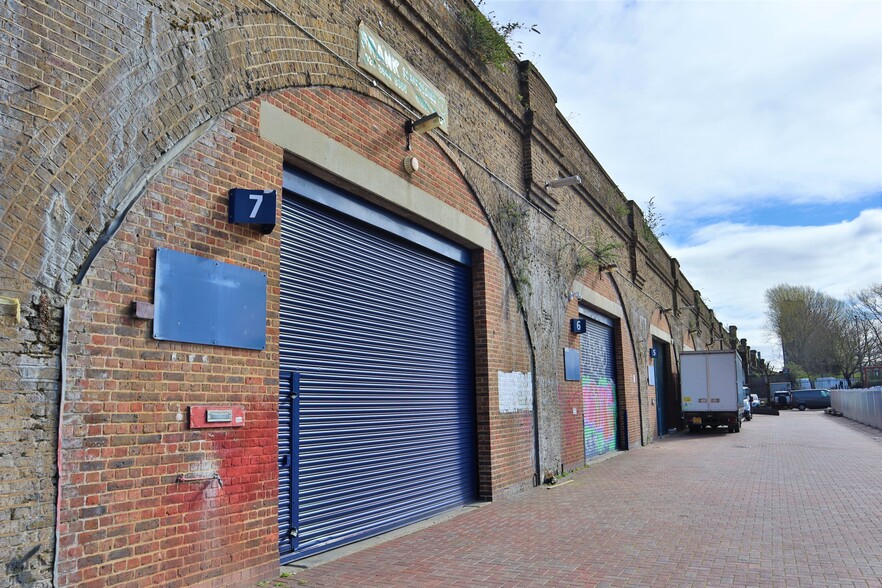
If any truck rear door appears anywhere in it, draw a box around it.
[681,354,709,412]
[708,352,737,411]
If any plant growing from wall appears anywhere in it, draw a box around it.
[571,226,622,275]
[459,1,539,71]
[641,196,667,251]
[495,199,533,297]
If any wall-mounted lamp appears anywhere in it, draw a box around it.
[567,291,582,302]
[404,112,441,149]
[545,175,582,189]
[660,307,673,314]
[688,328,700,335]
[598,262,618,272]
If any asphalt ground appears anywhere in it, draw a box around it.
[265,410,882,588]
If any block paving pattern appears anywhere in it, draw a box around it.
[270,411,882,587]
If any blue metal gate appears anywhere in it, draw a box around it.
[278,168,476,562]
[653,340,667,435]
[579,311,618,460]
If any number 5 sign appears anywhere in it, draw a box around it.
[228,188,277,234]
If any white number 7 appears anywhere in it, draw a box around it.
[249,194,263,218]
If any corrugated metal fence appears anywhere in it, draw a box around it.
[831,388,882,430]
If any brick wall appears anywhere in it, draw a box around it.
[58,105,281,587]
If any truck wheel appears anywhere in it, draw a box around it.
[734,419,741,433]
[798,404,806,411]
[727,425,734,433]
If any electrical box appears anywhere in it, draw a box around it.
[189,406,246,429]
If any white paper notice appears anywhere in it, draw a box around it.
[498,371,533,413]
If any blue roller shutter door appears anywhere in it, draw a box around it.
[579,313,619,460]
[278,171,476,562]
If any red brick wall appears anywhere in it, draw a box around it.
[475,249,534,497]
[60,104,282,587]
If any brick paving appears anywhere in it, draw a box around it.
[265,411,882,587]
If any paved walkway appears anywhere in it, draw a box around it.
[267,411,882,587]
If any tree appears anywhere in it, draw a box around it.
[830,307,874,387]
[765,284,841,375]
[850,284,882,363]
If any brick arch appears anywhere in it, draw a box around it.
[0,5,362,299]
[651,308,673,335]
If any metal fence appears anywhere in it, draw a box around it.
[831,388,882,430]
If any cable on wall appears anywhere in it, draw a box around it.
[259,0,686,314]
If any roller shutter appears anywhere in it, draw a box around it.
[278,169,476,562]
[579,311,619,460]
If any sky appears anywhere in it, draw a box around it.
[482,0,882,367]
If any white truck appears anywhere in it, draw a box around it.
[681,350,745,434]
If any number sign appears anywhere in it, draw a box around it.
[229,188,276,233]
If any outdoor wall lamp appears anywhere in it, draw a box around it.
[545,175,582,189]
[598,262,618,272]
[404,112,441,149]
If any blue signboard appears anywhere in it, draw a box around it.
[153,248,267,350]
[571,318,587,334]
[229,188,276,233]
[564,347,581,381]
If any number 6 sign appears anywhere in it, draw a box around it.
[228,188,277,234]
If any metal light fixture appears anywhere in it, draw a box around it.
[545,175,582,189]
[405,113,442,149]
[598,262,618,272]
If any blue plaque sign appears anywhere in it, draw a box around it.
[564,348,581,381]
[153,248,267,350]
[571,318,587,334]
[229,188,276,233]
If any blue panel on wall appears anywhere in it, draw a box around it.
[153,248,267,350]
[564,347,581,381]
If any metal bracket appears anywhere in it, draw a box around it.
[175,472,223,488]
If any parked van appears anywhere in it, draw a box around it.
[790,389,831,411]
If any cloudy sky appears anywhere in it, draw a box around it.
[483,0,882,366]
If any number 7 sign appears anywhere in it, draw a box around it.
[228,188,277,233]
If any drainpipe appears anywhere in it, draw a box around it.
[53,300,69,585]
[530,353,541,486]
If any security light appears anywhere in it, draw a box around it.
[404,113,442,150]
[405,113,442,135]
[545,175,582,189]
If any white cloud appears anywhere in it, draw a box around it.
[665,208,882,365]
[487,0,882,212]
